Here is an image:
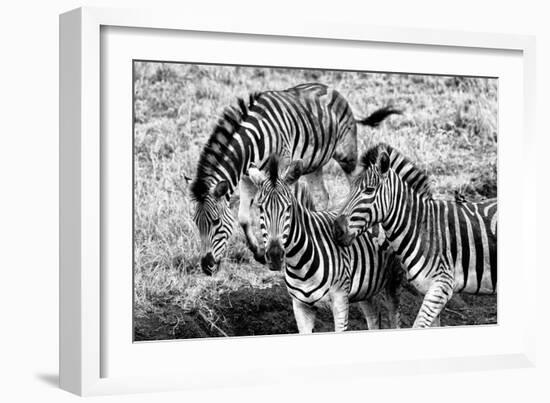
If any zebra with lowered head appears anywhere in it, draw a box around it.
[189,83,401,274]
[332,143,497,328]
[247,154,402,333]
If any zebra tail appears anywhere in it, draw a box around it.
[357,106,402,127]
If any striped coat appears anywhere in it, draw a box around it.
[333,144,497,327]
[249,155,401,333]
[189,83,400,274]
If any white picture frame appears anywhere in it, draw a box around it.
[59,6,537,396]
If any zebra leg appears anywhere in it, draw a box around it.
[238,176,265,264]
[430,315,441,327]
[304,168,329,209]
[413,276,453,328]
[357,298,380,330]
[292,299,316,334]
[384,256,403,329]
[384,289,401,329]
[331,292,350,332]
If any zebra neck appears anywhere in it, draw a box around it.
[381,172,434,266]
[284,201,316,270]
[209,125,272,192]
[284,200,336,274]
[284,199,305,251]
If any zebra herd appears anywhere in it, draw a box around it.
[189,83,497,332]
[247,156,402,332]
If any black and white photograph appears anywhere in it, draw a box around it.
[5,0,549,400]
[133,62,497,340]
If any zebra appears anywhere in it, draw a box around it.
[247,154,402,333]
[332,143,497,328]
[189,83,401,275]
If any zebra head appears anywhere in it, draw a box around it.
[191,180,236,275]
[248,154,304,271]
[333,146,391,247]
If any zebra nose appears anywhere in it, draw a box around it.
[201,253,216,276]
[333,215,352,246]
[266,241,285,271]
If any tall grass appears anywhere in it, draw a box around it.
[133,62,497,340]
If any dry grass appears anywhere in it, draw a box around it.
[133,62,497,340]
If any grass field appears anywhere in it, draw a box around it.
[133,62,498,340]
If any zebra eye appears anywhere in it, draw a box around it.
[364,186,376,194]
[212,217,221,226]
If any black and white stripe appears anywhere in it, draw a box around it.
[333,143,497,328]
[190,83,400,274]
[249,154,401,333]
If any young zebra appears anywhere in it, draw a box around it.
[332,144,497,328]
[247,154,402,333]
[189,83,400,274]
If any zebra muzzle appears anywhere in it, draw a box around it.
[266,242,285,271]
[201,252,218,276]
[333,215,353,247]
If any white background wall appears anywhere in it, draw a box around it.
[0,0,547,401]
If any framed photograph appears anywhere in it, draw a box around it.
[60,7,536,396]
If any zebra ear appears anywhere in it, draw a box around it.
[212,180,229,199]
[378,151,390,175]
[284,160,304,185]
[247,167,266,187]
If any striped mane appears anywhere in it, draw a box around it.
[361,143,433,197]
[265,153,317,211]
[292,181,317,212]
[190,92,261,202]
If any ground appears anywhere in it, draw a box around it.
[135,280,497,340]
[133,62,498,341]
